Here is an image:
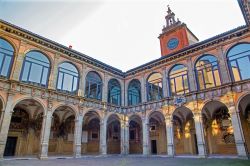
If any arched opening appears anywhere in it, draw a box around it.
[172,107,198,155]
[108,79,121,105]
[128,79,141,106]
[238,94,250,155]
[85,71,102,100]
[48,106,75,156]
[202,101,237,155]
[81,111,100,155]
[129,115,142,154]
[169,64,189,96]
[107,114,121,154]
[4,99,44,157]
[195,54,221,90]
[147,73,163,102]
[148,112,167,155]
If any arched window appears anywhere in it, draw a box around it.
[227,43,250,81]
[0,38,14,78]
[85,71,102,100]
[169,64,189,96]
[128,79,141,106]
[57,62,79,93]
[21,51,50,87]
[108,79,121,105]
[195,55,221,90]
[147,73,163,101]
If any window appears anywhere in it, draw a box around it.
[57,62,79,93]
[128,79,141,106]
[147,73,163,101]
[85,71,102,100]
[21,51,50,87]
[169,64,189,95]
[0,38,14,78]
[108,79,121,105]
[195,55,221,90]
[227,43,250,81]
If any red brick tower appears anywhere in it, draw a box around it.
[159,6,199,56]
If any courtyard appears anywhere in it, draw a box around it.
[1,156,250,166]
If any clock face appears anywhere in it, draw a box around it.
[167,38,179,50]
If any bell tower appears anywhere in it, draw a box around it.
[159,6,199,56]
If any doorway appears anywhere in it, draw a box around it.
[4,137,17,156]
[151,140,157,154]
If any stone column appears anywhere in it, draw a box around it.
[74,115,83,158]
[120,81,125,106]
[100,119,107,155]
[141,75,147,103]
[229,105,248,158]
[217,46,231,84]
[142,116,149,155]
[39,109,53,159]
[162,68,168,98]
[187,57,197,92]
[48,53,60,90]
[165,68,171,97]
[165,115,174,157]
[121,117,129,155]
[193,112,206,157]
[11,40,26,81]
[0,94,14,159]
[102,73,108,102]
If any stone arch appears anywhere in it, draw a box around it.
[129,114,143,154]
[4,97,46,157]
[172,106,198,155]
[147,110,167,155]
[23,49,53,66]
[236,92,250,155]
[201,100,237,156]
[52,103,78,117]
[0,36,18,55]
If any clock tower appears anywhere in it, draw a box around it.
[159,6,199,57]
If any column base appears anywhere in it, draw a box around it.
[38,155,48,160]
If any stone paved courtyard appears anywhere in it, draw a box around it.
[1,156,250,166]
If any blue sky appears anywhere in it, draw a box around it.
[0,0,246,71]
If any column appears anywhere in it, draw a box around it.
[48,53,60,90]
[79,64,87,97]
[100,119,107,155]
[142,116,149,155]
[0,94,14,159]
[165,115,174,157]
[229,105,248,158]
[217,46,231,84]
[141,76,147,103]
[73,115,83,158]
[121,117,129,155]
[187,58,197,92]
[194,112,206,157]
[165,68,171,97]
[39,109,53,159]
[162,68,168,98]
[102,73,108,102]
[11,40,26,81]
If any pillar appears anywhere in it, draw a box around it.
[194,112,206,157]
[229,105,248,158]
[48,53,60,90]
[102,73,108,102]
[100,119,107,155]
[121,117,129,154]
[162,68,168,98]
[187,57,197,92]
[217,46,231,84]
[142,116,149,155]
[74,115,83,158]
[141,76,147,103]
[39,110,53,159]
[165,115,174,157]
[0,94,14,159]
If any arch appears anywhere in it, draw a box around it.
[85,71,103,100]
[129,114,142,124]
[226,42,250,82]
[147,110,165,124]
[129,114,143,154]
[20,50,51,87]
[0,37,15,78]
[0,94,6,110]
[168,64,189,96]
[52,103,78,117]
[56,61,79,93]
[146,72,163,102]
[108,78,121,105]
[127,79,141,106]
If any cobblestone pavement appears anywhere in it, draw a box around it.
[1,156,250,166]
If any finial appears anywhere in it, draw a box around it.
[167,5,172,14]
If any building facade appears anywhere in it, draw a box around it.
[0,0,250,159]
